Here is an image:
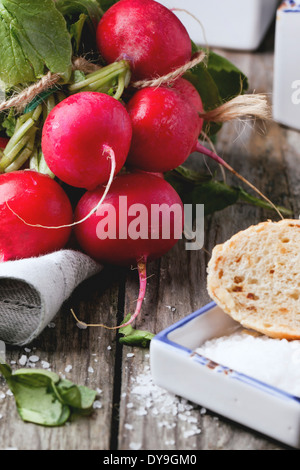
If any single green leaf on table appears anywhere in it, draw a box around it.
[0,0,72,90]
[119,314,155,348]
[55,378,97,413]
[0,363,97,427]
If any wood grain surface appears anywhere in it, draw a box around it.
[0,26,299,451]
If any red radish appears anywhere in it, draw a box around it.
[126,84,201,172]
[0,137,9,150]
[74,172,184,326]
[96,0,192,80]
[125,83,281,216]
[41,92,132,190]
[0,170,73,261]
[172,78,204,134]
[125,83,248,174]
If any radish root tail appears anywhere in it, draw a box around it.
[202,93,271,123]
[195,141,284,220]
[70,260,148,330]
[5,144,116,229]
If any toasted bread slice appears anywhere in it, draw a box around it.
[207,219,300,340]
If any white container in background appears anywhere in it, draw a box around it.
[273,2,300,131]
[157,0,280,50]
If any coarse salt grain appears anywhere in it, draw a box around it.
[19,355,27,366]
[196,330,300,396]
[129,442,141,450]
[93,400,102,409]
[41,361,50,369]
[28,355,39,363]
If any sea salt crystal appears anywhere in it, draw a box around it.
[28,355,39,363]
[93,400,102,409]
[19,355,27,366]
[183,428,201,438]
[129,442,141,450]
[196,330,300,396]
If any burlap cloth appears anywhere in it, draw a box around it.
[0,250,102,346]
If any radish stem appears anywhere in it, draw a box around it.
[68,60,130,94]
[5,130,37,173]
[70,259,148,330]
[120,260,147,328]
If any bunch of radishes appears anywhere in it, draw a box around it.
[0,0,255,325]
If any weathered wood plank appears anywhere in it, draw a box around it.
[0,267,122,450]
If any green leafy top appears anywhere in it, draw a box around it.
[0,0,73,90]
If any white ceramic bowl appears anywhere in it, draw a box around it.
[157,0,280,50]
[150,302,300,448]
[273,1,300,130]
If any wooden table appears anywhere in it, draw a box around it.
[0,27,299,451]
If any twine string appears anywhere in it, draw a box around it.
[0,52,270,123]
[130,50,206,88]
[0,52,206,113]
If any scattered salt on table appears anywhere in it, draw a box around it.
[126,364,202,444]
[196,330,300,396]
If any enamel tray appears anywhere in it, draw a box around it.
[150,302,300,448]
